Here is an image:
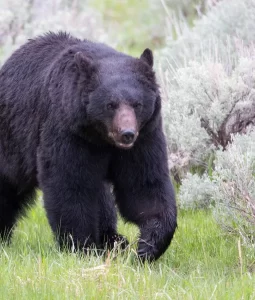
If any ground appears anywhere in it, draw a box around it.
[0,193,255,300]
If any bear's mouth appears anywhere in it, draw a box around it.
[108,131,138,150]
[115,141,134,149]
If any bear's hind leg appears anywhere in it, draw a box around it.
[98,183,128,251]
[0,177,35,241]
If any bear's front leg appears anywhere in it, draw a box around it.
[111,127,177,262]
[37,130,110,252]
[97,183,128,251]
[115,180,177,262]
[135,180,177,262]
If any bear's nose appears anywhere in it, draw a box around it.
[120,130,135,145]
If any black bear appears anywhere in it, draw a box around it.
[0,32,177,262]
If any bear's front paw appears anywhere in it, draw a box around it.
[137,217,177,262]
[137,237,157,262]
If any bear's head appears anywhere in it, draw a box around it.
[74,48,160,149]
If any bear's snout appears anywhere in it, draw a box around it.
[120,129,136,145]
[110,104,138,149]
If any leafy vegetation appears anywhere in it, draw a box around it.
[159,0,255,248]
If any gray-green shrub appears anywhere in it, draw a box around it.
[159,0,255,176]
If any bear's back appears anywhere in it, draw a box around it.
[0,32,124,186]
[0,32,82,184]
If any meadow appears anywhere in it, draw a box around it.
[1,196,255,299]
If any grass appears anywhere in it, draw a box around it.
[89,0,165,55]
[1,196,255,300]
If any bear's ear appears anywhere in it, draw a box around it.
[75,51,95,77]
[140,48,153,67]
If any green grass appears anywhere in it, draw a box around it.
[1,198,255,300]
[89,0,166,56]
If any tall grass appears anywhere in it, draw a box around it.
[1,198,255,299]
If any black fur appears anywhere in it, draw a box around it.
[0,32,177,261]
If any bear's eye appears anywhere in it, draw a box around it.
[107,103,117,110]
[133,102,142,109]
